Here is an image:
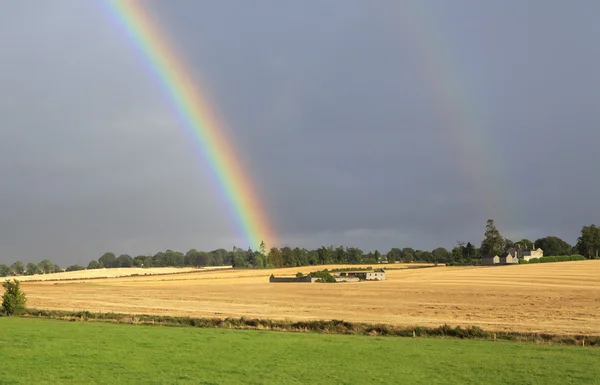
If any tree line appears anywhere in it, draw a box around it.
[1,222,598,276]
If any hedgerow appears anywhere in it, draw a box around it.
[20,308,599,347]
[519,255,586,264]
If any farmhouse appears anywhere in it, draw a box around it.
[269,269,387,283]
[334,269,386,281]
[511,247,544,261]
[481,247,544,265]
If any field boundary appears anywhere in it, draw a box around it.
[17,308,599,347]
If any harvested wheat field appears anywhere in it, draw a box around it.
[1,266,231,282]
[20,261,600,335]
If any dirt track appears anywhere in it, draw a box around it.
[19,261,600,335]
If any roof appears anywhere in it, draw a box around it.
[499,252,517,259]
[512,246,540,252]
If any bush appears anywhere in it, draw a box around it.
[66,265,86,272]
[308,270,336,283]
[520,255,587,264]
[1,279,27,316]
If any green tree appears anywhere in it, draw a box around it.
[99,252,117,268]
[0,264,11,277]
[1,279,27,316]
[346,247,363,263]
[432,247,450,263]
[316,246,334,264]
[401,248,415,262]
[515,239,534,250]
[245,248,257,267]
[267,247,284,268]
[373,250,382,262]
[253,251,266,268]
[152,252,166,267]
[209,249,227,266]
[184,249,199,266]
[10,261,25,275]
[503,238,514,250]
[386,248,401,263]
[133,255,146,267]
[231,247,249,268]
[576,225,600,259]
[451,242,464,262]
[463,242,476,259]
[418,250,433,262]
[307,250,319,265]
[293,248,308,267]
[25,263,40,276]
[165,250,185,267]
[195,252,209,267]
[38,259,55,274]
[334,246,347,263]
[117,254,134,268]
[480,219,504,256]
[534,236,572,256]
[259,241,267,257]
[87,260,102,269]
[281,246,295,267]
[450,241,477,264]
[141,255,154,267]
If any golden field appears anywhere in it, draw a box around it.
[17,261,600,335]
[1,266,232,282]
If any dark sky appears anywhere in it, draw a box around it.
[1,1,599,265]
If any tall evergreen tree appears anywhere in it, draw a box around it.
[259,241,267,257]
[480,219,504,256]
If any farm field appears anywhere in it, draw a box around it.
[19,261,600,335]
[0,266,231,282]
[1,318,598,385]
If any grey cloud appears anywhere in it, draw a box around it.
[1,0,599,265]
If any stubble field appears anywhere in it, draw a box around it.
[20,261,600,335]
[1,266,230,282]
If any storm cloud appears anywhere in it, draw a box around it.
[1,0,599,265]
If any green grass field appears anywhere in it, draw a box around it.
[1,318,598,384]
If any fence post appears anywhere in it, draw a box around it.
[493,332,496,341]
[413,330,416,338]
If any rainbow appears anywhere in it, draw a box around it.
[395,1,513,225]
[104,1,273,250]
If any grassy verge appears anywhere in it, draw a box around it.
[1,317,598,384]
[19,308,599,347]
